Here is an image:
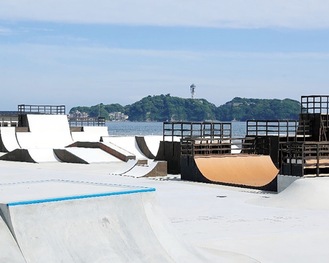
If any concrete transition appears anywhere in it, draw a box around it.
[0,216,25,263]
[0,179,211,263]
[16,114,73,149]
[0,149,37,163]
[181,154,279,191]
[119,160,168,178]
[135,136,156,159]
[0,127,21,152]
[53,149,89,164]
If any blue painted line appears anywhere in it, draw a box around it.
[7,187,156,207]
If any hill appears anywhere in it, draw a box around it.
[216,97,300,121]
[69,95,301,122]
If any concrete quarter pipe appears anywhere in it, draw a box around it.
[0,180,210,263]
[181,154,279,191]
[0,216,25,263]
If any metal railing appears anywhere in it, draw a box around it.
[246,120,299,138]
[18,104,66,115]
[68,117,106,127]
[301,95,329,114]
[181,137,255,156]
[280,141,329,176]
[163,121,232,141]
[0,111,19,127]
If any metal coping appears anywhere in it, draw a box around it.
[4,179,156,206]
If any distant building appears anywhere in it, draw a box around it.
[109,112,129,121]
[69,110,89,118]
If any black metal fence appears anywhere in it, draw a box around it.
[280,141,329,176]
[163,121,232,141]
[301,95,329,114]
[68,117,106,127]
[18,104,66,115]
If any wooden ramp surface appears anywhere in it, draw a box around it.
[194,154,279,187]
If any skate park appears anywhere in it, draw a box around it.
[1,96,329,262]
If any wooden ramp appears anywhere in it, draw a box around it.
[181,154,279,191]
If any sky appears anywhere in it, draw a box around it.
[1,1,329,111]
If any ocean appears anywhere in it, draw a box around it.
[106,121,247,137]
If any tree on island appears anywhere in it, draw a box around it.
[69,95,300,122]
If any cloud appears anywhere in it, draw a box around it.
[1,0,329,29]
[0,26,12,35]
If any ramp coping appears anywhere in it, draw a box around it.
[2,179,156,207]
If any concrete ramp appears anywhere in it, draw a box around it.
[120,160,167,178]
[53,149,89,164]
[65,147,121,163]
[254,177,329,210]
[0,127,21,152]
[0,216,26,263]
[0,179,208,263]
[28,148,61,163]
[109,159,139,175]
[181,154,278,191]
[0,148,61,163]
[69,141,135,162]
[135,136,163,159]
[102,136,147,160]
[71,126,108,142]
[144,135,165,156]
[16,114,73,149]
[0,149,36,163]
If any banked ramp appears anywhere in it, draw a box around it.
[181,154,279,191]
[0,179,210,263]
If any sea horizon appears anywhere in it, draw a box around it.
[106,121,247,137]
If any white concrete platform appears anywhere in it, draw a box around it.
[1,160,329,262]
[0,175,215,263]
